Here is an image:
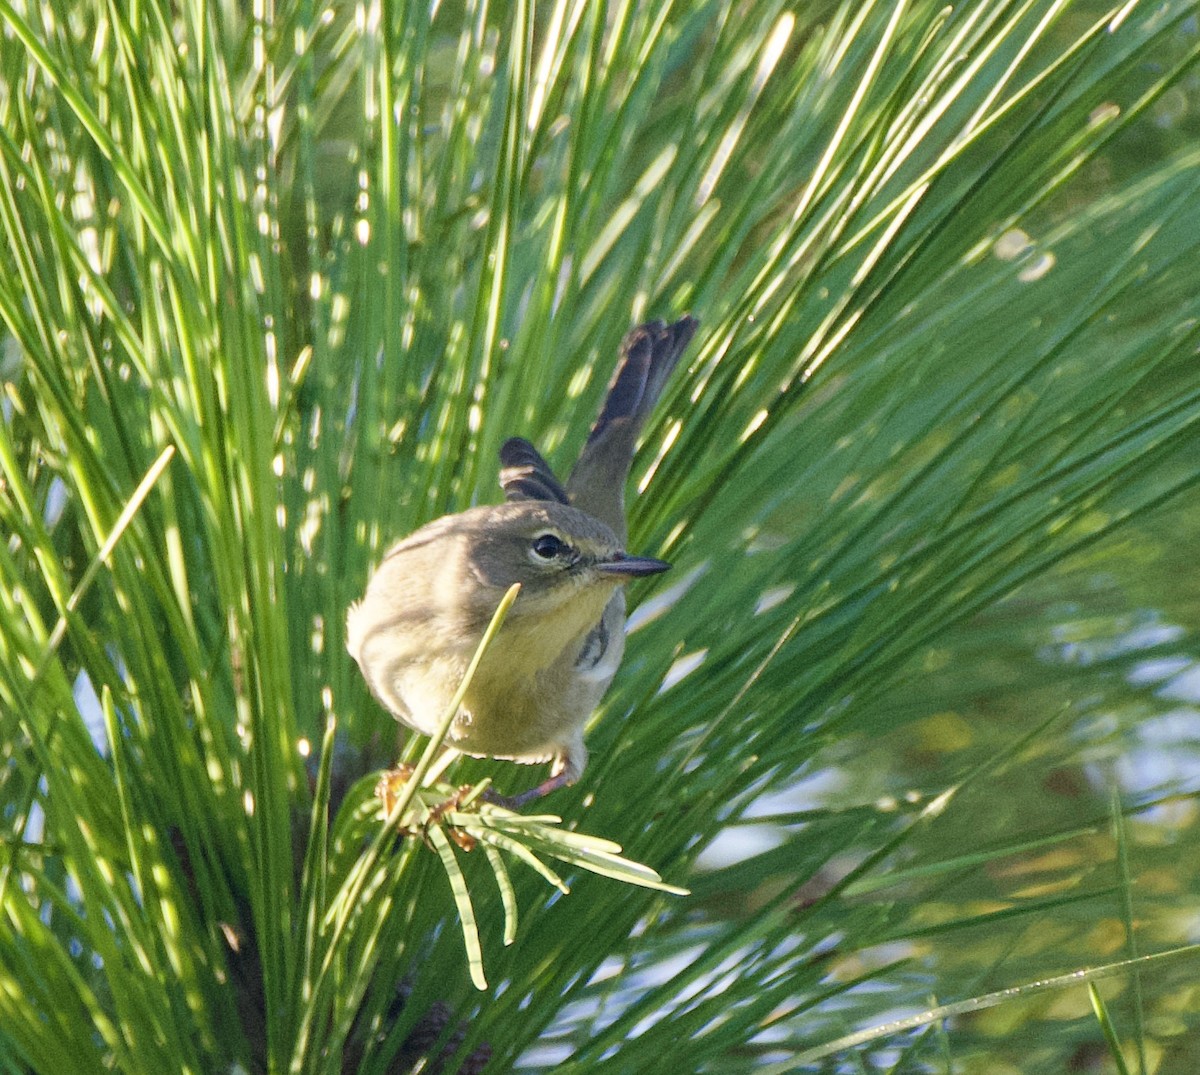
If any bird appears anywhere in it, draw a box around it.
[347,315,699,806]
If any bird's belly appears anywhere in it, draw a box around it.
[387,655,470,737]
[382,609,623,765]
[452,669,577,762]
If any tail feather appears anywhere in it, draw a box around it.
[567,315,698,539]
[585,317,698,452]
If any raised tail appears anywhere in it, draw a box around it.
[566,315,698,541]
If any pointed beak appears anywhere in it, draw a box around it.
[594,552,671,578]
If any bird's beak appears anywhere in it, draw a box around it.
[594,552,671,578]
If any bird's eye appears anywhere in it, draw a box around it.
[531,533,568,561]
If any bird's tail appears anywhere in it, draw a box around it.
[566,315,699,541]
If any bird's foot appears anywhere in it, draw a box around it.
[482,769,574,811]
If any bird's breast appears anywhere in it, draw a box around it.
[452,590,624,756]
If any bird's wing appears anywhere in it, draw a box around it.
[498,436,570,504]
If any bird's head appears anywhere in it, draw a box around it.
[461,501,669,619]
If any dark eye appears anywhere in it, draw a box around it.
[531,533,568,560]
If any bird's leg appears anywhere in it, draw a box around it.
[484,744,584,810]
[483,769,575,810]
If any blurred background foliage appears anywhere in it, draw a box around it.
[1,0,1199,1070]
